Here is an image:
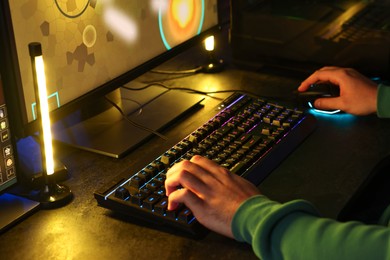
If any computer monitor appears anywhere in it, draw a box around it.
[0,75,39,233]
[0,0,219,158]
[230,0,390,79]
[0,77,17,193]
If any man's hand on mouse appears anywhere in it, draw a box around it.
[298,66,378,116]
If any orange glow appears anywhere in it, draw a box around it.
[171,0,194,29]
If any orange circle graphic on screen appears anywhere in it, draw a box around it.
[171,0,195,29]
[159,0,204,49]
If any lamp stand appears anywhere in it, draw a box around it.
[29,42,72,209]
[201,35,225,73]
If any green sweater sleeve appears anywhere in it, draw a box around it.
[232,195,390,260]
[377,84,390,118]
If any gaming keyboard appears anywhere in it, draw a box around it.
[94,93,317,236]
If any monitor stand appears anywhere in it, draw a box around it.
[0,193,40,233]
[52,85,205,158]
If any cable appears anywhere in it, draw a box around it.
[141,70,200,85]
[121,82,224,100]
[150,66,204,75]
[116,82,296,141]
[109,82,295,141]
[104,96,168,141]
[121,97,143,116]
[121,82,287,101]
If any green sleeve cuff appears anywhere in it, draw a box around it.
[231,195,280,243]
[231,195,318,243]
[377,84,390,118]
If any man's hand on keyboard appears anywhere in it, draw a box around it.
[165,155,260,238]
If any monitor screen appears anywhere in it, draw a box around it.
[0,76,17,194]
[230,0,390,79]
[0,0,219,157]
[0,72,41,234]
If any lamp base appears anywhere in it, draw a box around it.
[17,136,69,188]
[39,182,73,209]
[201,59,225,73]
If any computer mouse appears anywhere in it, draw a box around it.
[297,83,341,113]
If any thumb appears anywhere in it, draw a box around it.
[314,97,341,111]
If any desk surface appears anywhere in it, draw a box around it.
[1,29,390,259]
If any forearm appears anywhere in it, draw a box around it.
[232,195,390,259]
